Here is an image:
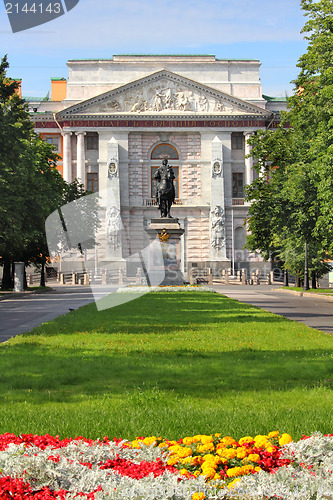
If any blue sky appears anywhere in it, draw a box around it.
[0,0,308,98]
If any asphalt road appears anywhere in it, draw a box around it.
[0,284,332,343]
[0,285,109,343]
[212,285,333,335]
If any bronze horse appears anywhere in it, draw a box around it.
[154,159,176,218]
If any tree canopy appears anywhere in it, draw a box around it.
[0,55,88,289]
[245,0,333,284]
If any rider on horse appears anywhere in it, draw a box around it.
[154,158,176,218]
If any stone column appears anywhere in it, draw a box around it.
[76,132,86,186]
[244,132,253,186]
[210,136,227,260]
[14,262,25,292]
[62,130,72,183]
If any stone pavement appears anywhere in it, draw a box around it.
[212,285,333,335]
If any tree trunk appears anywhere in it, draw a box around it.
[40,260,46,287]
[23,266,28,290]
[1,258,13,290]
[296,272,301,288]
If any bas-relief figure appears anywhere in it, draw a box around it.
[154,159,176,218]
[211,205,225,250]
[106,206,122,250]
[90,79,240,114]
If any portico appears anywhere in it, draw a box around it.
[31,55,286,276]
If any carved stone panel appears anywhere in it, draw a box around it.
[88,78,244,115]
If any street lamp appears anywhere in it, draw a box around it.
[303,241,310,291]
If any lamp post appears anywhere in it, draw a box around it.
[303,241,309,291]
[283,269,289,287]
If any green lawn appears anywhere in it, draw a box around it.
[0,291,332,441]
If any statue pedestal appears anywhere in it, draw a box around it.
[146,218,185,286]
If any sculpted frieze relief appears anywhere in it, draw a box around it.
[89,79,244,115]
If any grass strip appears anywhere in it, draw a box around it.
[0,291,332,441]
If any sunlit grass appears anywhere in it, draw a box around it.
[0,291,332,441]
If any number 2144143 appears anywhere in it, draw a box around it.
[6,3,62,14]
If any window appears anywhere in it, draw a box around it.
[151,166,179,198]
[87,172,98,192]
[151,143,179,159]
[86,133,98,150]
[232,172,244,198]
[44,135,60,152]
[231,132,244,150]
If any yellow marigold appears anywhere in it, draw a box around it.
[167,456,179,466]
[193,456,204,466]
[192,493,205,500]
[201,467,216,479]
[193,435,204,443]
[130,440,141,449]
[177,447,193,459]
[201,435,214,444]
[214,433,221,438]
[193,470,201,478]
[268,431,280,438]
[255,466,262,473]
[236,447,248,459]
[221,448,237,459]
[143,436,157,446]
[213,473,221,480]
[266,444,276,454]
[197,443,215,453]
[158,442,168,448]
[182,456,194,465]
[254,435,269,448]
[238,436,254,446]
[220,436,238,446]
[180,468,190,476]
[279,433,293,446]
[241,464,255,474]
[168,444,184,456]
[202,462,218,472]
[183,437,194,446]
[247,453,260,463]
[228,478,242,490]
[226,467,243,478]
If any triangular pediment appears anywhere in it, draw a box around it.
[58,70,270,118]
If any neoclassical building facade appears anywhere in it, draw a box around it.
[28,55,286,276]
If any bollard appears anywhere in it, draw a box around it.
[102,271,107,285]
[60,273,65,284]
[84,273,89,285]
[136,268,142,285]
[71,273,76,286]
[241,268,247,285]
[118,268,124,285]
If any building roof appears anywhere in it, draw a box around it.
[263,94,287,102]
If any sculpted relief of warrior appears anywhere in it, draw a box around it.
[116,81,232,113]
[106,206,122,250]
[210,206,225,250]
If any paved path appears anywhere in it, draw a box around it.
[0,285,111,343]
[212,285,333,335]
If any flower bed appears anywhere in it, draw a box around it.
[0,432,332,499]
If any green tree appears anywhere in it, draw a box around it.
[0,55,76,288]
[245,0,333,285]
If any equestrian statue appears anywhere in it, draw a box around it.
[154,158,176,218]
